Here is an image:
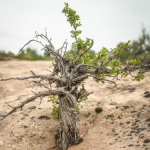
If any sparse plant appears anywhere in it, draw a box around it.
[0,3,150,150]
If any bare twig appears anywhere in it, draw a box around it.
[18,40,44,53]
[0,75,65,83]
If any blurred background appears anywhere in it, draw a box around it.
[0,0,150,61]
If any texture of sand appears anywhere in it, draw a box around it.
[0,61,150,150]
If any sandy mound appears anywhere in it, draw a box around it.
[0,61,150,150]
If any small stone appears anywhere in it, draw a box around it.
[130,131,135,133]
[85,112,91,118]
[95,107,103,114]
[131,111,137,113]
[118,115,122,119]
[144,91,149,94]
[135,119,140,123]
[107,114,114,118]
[122,106,129,109]
[120,122,124,125]
[28,106,36,110]
[128,144,134,147]
[146,118,150,122]
[137,113,141,118]
[38,115,50,120]
[131,122,137,126]
[97,102,101,106]
[136,128,146,131]
[144,93,150,98]
[136,131,141,134]
[144,139,150,143]
[24,125,28,128]
[126,121,130,124]
[40,136,46,139]
[139,134,144,138]
[83,123,87,126]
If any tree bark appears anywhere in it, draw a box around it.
[55,94,80,150]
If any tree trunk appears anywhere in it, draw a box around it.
[55,94,80,150]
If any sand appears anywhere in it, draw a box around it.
[0,61,150,150]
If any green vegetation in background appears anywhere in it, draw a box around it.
[0,51,10,57]
[1,28,150,62]
[0,48,53,61]
[117,28,150,63]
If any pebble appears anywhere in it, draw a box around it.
[144,139,150,143]
[146,118,150,122]
[118,115,122,119]
[126,121,130,124]
[144,93,150,98]
[38,115,50,120]
[120,122,124,125]
[122,106,129,109]
[144,91,149,94]
[28,106,36,110]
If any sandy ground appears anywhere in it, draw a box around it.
[0,60,150,150]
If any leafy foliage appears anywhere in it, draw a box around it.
[18,48,52,60]
[0,51,10,57]
[48,95,61,120]
[62,3,146,84]
[117,28,150,63]
[0,48,52,61]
